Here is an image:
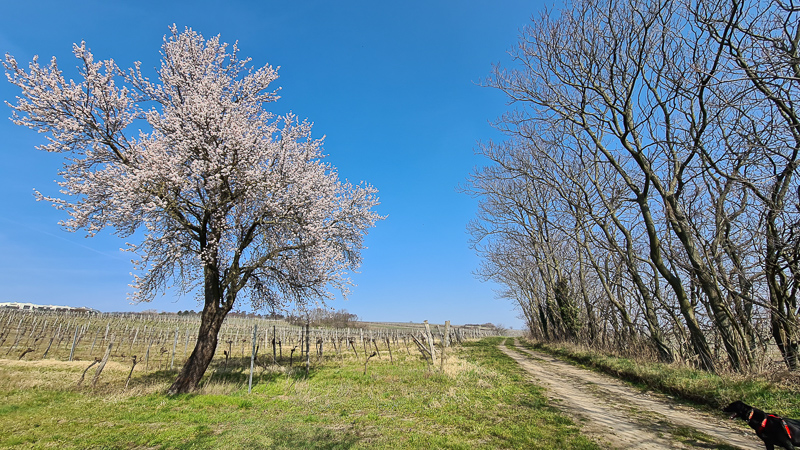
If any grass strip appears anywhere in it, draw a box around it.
[516,339,800,418]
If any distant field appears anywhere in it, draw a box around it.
[0,337,599,449]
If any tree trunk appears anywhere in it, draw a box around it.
[168,302,226,394]
[637,194,716,372]
[766,220,799,371]
[168,262,231,394]
[663,196,748,371]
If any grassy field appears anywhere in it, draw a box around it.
[0,337,599,449]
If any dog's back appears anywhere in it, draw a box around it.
[724,401,799,450]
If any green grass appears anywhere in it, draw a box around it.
[0,338,600,449]
[517,339,800,418]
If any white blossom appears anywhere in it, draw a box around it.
[5,25,383,313]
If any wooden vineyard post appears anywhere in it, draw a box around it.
[331,336,339,360]
[385,337,393,364]
[6,319,24,356]
[184,328,190,359]
[424,321,437,362]
[440,321,450,372]
[92,342,113,388]
[68,325,79,361]
[305,321,310,378]
[128,327,138,354]
[249,324,257,394]
[411,334,432,362]
[170,328,178,370]
[42,332,55,359]
[144,336,153,372]
[272,325,277,365]
[298,328,304,359]
[362,331,368,358]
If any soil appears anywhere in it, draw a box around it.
[501,341,764,449]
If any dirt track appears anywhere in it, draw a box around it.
[501,341,763,449]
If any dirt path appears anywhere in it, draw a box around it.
[501,341,762,449]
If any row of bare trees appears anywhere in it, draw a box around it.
[285,308,361,328]
[467,0,800,372]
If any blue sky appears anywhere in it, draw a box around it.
[0,1,542,329]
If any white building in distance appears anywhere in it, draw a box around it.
[0,302,99,313]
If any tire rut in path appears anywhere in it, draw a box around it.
[500,341,761,449]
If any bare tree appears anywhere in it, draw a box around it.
[695,0,800,370]
[469,0,800,372]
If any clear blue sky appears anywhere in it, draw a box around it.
[0,0,543,329]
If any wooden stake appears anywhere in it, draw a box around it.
[68,325,79,361]
[424,321,436,362]
[92,343,113,388]
[249,324,257,394]
[440,321,450,372]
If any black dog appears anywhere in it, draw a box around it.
[724,401,800,450]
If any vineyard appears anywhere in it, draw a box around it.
[0,307,497,390]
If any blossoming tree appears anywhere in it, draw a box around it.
[4,26,382,393]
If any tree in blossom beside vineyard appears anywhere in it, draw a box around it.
[4,26,382,393]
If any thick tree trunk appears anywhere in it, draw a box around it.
[538,303,550,340]
[638,195,716,372]
[168,304,226,394]
[664,197,748,371]
[168,261,232,394]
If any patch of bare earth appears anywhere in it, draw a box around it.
[500,341,762,449]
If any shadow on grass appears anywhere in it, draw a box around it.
[265,427,362,450]
[136,358,325,397]
[178,424,362,449]
[136,369,180,384]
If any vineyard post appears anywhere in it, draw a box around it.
[42,331,55,359]
[385,336,393,364]
[129,327,138,354]
[27,317,38,342]
[184,327,190,358]
[68,324,79,361]
[439,321,450,372]
[170,328,178,370]
[144,334,153,372]
[305,320,310,377]
[5,319,23,356]
[249,324,257,394]
[424,320,436,362]
[92,342,113,388]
